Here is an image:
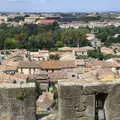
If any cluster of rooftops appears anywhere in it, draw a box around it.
[18,60,75,70]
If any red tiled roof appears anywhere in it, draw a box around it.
[40,60,61,70]
[38,20,55,25]
[85,60,104,68]
[0,73,27,83]
[18,61,40,68]
[40,60,75,70]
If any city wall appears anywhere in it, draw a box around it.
[58,81,120,120]
[0,83,36,120]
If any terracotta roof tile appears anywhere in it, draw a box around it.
[40,60,75,70]
[18,61,40,68]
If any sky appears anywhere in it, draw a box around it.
[0,0,119,13]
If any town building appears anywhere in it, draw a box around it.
[36,20,55,25]
[39,60,76,73]
[73,46,94,56]
[30,50,49,61]
[18,61,41,75]
[24,17,38,24]
[101,47,114,55]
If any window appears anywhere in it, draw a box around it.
[95,93,108,120]
[72,74,76,77]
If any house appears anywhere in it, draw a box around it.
[30,50,49,61]
[40,60,76,73]
[0,73,27,84]
[40,60,61,73]
[59,46,94,59]
[36,20,55,25]
[18,60,76,75]
[105,58,120,74]
[39,50,49,60]
[85,59,105,69]
[18,61,41,75]
[3,65,18,75]
[73,46,94,56]
[24,17,37,24]
[101,47,114,55]
[75,59,85,67]
[59,22,88,29]
[0,16,7,23]
[86,33,95,41]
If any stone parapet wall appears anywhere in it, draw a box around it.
[58,80,120,120]
[58,84,95,120]
[0,83,35,88]
[0,83,36,120]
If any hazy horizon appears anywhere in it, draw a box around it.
[0,0,119,13]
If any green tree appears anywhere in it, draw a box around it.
[56,41,64,48]
[49,54,60,60]
[61,28,88,47]
[5,38,19,49]
[88,48,104,60]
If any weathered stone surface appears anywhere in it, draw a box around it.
[58,85,95,120]
[0,83,36,120]
[105,85,120,120]
[58,81,120,120]
[83,82,120,95]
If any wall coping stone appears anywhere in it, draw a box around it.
[0,83,35,88]
[58,79,120,87]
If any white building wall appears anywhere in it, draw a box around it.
[22,68,29,75]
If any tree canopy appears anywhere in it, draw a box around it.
[0,23,89,51]
[1,23,120,51]
[95,26,120,46]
